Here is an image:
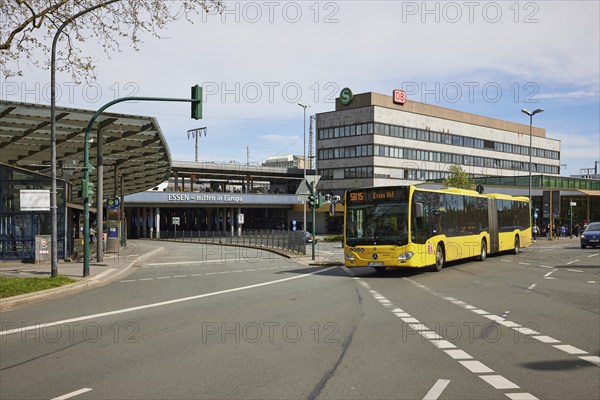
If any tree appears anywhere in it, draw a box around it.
[443,165,475,190]
[0,0,224,81]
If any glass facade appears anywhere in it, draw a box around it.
[0,164,67,260]
[318,122,560,162]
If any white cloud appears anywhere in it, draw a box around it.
[2,0,599,173]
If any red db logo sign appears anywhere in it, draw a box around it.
[393,89,406,105]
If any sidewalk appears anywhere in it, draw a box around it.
[0,240,164,311]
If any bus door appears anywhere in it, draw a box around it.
[488,198,499,253]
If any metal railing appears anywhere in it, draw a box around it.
[157,229,306,255]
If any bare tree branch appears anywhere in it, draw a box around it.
[0,0,224,80]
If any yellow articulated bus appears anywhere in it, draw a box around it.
[344,185,531,272]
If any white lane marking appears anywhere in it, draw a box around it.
[553,344,588,355]
[566,269,584,273]
[579,356,600,366]
[505,393,540,400]
[532,335,561,344]
[120,279,135,283]
[173,275,187,278]
[544,268,558,277]
[430,340,456,349]
[484,315,506,322]
[527,284,537,290]
[50,388,93,400]
[459,360,494,373]
[518,262,531,266]
[539,265,553,269]
[420,331,442,340]
[401,317,420,323]
[156,276,171,280]
[144,259,267,267]
[0,267,337,337]
[138,278,154,281]
[566,260,579,265]
[588,281,597,284]
[479,375,520,390]
[497,320,520,328]
[422,379,451,400]
[408,323,429,331]
[472,309,489,315]
[512,327,539,336]
[587,253,599,258]
[394,312,411,317]
[355,278,537,399]
[444,349,473,360]
[404,278,600,368]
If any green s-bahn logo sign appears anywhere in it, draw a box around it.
[339,87,353,105]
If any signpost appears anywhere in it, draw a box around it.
[569,201,576,238]
[172,216,180,238]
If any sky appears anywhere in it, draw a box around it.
[2,0,599,177]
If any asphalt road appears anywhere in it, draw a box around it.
[1,240,598,400]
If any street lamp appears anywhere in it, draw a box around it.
[521,108,544,207]
[298,103,310,233]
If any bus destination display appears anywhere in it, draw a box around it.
[347,187,408,204]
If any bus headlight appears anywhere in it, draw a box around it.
[398,252,414,261]
[345,253,355,261]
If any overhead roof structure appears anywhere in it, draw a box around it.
[0,101,171,198]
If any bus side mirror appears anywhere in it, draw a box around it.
[414,203,424,218]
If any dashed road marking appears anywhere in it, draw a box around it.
[479,375,519,390]
[120,265,302,283]
[51,388,93,400]
[404,278,599,367]
[422,379,451,400]
[345,272,539,400]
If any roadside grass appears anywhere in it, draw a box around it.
[0,275,76,298]
[322,235,342,241]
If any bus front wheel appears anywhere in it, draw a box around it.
[513,236,520,255]
[433,244,445,272]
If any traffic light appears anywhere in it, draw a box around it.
[317,193,324,208]
[191,84,202,119]
[81,179,94,202]
[308,193,315,209]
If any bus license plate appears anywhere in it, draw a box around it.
[368,262,384,267]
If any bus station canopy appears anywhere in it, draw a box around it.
[0,101,171,198]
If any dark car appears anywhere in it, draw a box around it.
[580,222,600,248]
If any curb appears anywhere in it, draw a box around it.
[0,246,164,312]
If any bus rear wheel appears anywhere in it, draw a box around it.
[478,240,487,261]
[433,244,445,272]
[513,236,520,255]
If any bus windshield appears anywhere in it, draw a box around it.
[345,202,409,246]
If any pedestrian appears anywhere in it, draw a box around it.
[532,224,538,242]
[90,227,96,244]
